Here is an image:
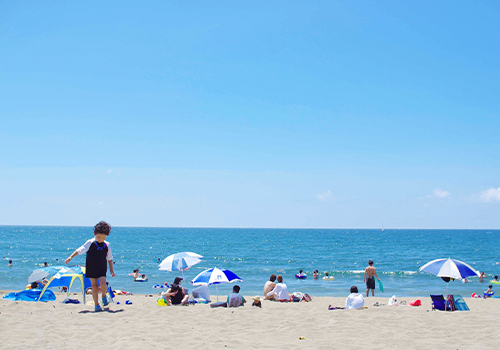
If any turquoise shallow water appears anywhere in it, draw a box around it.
[1,226,499,298]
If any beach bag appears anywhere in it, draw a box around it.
[409,299,421,306]
[302,293,312,302]
[446,295,456,311]
[291,292,303,302]
[157,298,168,306]
[388,295,398,306]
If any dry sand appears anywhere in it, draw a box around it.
[1,291,499,349]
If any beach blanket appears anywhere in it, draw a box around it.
[3,289,56,302]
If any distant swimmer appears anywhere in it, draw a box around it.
[313,269,319,279]
[295,269,307,279]
[323,272,335,281]
[8,260,12,267]
[364,260,380,297]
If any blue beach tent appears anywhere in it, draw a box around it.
[37,266,92,303]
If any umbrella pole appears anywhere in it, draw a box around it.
[446,282,449,311]
[217,285,219,302]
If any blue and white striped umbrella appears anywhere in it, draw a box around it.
[158,252,203,272]
[190,267,242,286]
[420,258,479,296]
[190,267,242,301]
[419,258,479,280]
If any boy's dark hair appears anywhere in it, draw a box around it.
[277,275,283,283]
[94,221,111,235]
[350,285,358,293]
[368,260,374,265]
[495,275,499,280]
[489,285,493,289]
[31,282,39,289]
[270,274,276,282]
[233,285,240,293]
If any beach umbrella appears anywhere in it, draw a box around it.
[28,265,82,284]
[190,267,242,301]
[158,252,203,281]
[419,258,479,297]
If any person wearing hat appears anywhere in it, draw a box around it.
[252,296,262,308]
[165,277,189,305]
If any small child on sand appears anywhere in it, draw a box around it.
[66,221,115,312]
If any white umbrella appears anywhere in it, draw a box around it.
[28,266,82,284]
[158,252,203,281]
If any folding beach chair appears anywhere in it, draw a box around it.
[451,295,470,311]
[430,295,449,311]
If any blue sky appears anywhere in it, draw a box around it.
[1,1,499,228]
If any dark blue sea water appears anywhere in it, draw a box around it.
[1,226,499,298]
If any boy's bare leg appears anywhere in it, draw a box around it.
[90,278,99,306]
[99,276,107,301]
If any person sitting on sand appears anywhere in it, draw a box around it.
[345,285,365,310]
[252,296,262,308]
[266,275,290,301]
[227,285,246,308]
[264,274,277,300]
[167,277,189,305]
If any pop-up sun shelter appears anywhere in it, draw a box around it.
[37,266,92,303]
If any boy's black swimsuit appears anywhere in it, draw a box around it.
[86,241,108,278]
[366,276,375,290]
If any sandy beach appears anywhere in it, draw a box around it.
[1,291,499,350]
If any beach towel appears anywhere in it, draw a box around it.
[3,289,56,302]
[452,295,469,311]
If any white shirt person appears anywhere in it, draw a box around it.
[266,275,290,301]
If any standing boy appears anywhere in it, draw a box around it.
[363,260,380,297]
[66,221,115,312]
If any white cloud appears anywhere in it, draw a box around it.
[427,188,450,199]
[317,190,331,201]
[106,169,113,174]
[479,187,500,202]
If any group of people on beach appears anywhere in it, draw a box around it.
[57,220,499,312]
[60,220,387,312]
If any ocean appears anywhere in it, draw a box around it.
[1,226,499,298]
